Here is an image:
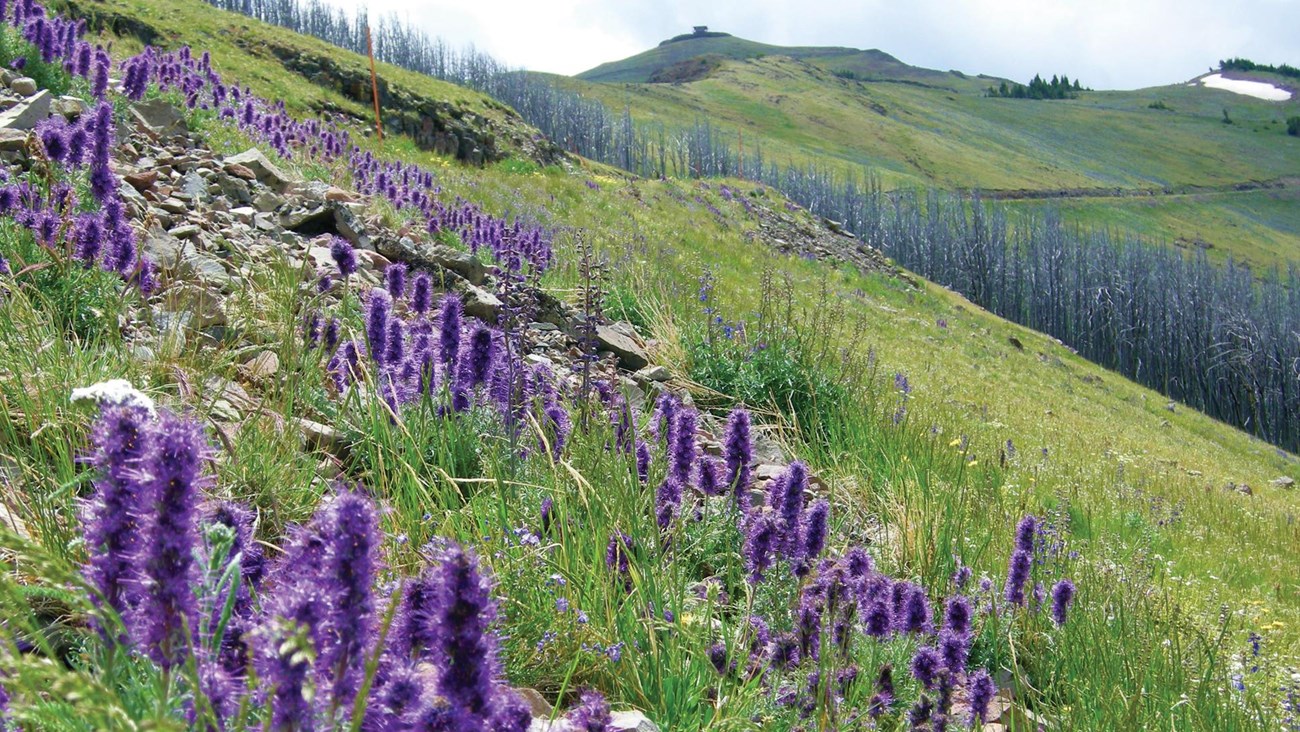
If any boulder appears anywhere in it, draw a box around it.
[124,169,159,192]
[457,281,502,322]
[376,236,486,285]
[160,283,227,329]
[1272,476,1295,489]
[0,89,51,130]
[239,350,280,383]
[129,99,188,139]
[0,128,27,152]
[595,322,649,371]
[225,148,292,192]
[9,77,37,97]
[52,95,87,120]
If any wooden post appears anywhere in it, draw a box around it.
[366,24,383,142]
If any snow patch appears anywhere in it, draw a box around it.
[1196,73,1292,101]
[70,379,156,415]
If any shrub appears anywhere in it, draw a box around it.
[1288,116,1300,136]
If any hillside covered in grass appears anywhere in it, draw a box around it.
[0,0,1297,730]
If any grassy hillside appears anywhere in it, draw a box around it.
[558,52,1300,265]
[575,31,982,90]
[0,0,1298,729]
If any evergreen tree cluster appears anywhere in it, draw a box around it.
[1219,58,1300,80]
[986,74,1083,99]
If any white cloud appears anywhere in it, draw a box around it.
[355,0,1300,89]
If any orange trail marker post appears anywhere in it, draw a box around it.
[366,24,383,143]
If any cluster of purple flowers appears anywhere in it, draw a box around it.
[81,406,210,666]
[0,3,154,291]
[79,404,544,729]
[6,0,108,87]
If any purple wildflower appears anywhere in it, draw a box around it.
[635,439,651,484]
[910,645,942,690]
[795,499,829,576]
[385,262,407,300]
[605,532,633,589]
[83,405,153,623]
[899,583,931,634]
[943,595,973,636]
[868,664,894,719]
[743,510,780,584]
[938,628,970,672]
[438,293,462,367]
[137,411,208,669]
[669,408,697,485]
[329,236,356,278]
[319,490,378,708]
[1050,579,1076,626]
[1015,515,1038,554]
[427,543,506,721]
[656,476,682,530]
[464,324,495,388]
[1004,549,1032,606]
[723,408,752,485]
[365,289,391,366]
[411,272,433,314]
[968,669,996,726]
[567,690,612,732]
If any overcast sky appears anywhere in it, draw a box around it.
[354,0,1300,90]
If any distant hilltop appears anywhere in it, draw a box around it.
[659,26,733,46]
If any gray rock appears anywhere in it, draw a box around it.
[0,128,27,152]
[297,418,347,458]
[456,281,502,322]
[253,189,285,213]
[178,171,208,201]
[230,206,257,225]
[218,175,252,205]
[141,228,192,272]
[595,322,649,371]
[9,77,37,97]
[161,283,227,328]
[129,98,187,139]
[634,365,671,383]
[52,95,87,120]
[0,89,51,130]
[376,236,486,285]
[168,224,201,240]
[181,250,231,289]
[610,711,660,732]
[239,350,279,383]
[1272,476,1296,489]
[514,688,552,718]
[225,148,292,192]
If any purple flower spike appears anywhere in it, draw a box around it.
[724,407,752,498]
[943,595,973,636]
[743,510,779,584]
[411,272,433,314]
[329,236,357,278]
[137,411,209,669]
[385,262,407,299]
[1015,515,1038,554]
[910,645,942,690]
[366,289,391,366]
[795,500,829,577]
[1004,549,1032,606]
[438,293,463,368]
[427,543,505,720]
[319,489,378,707]
[1051,579,1076,626]
[83,405,154,623]
[968,669,996,726]
[567,690,612,732]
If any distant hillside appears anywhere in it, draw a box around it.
[576,29,980,89]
